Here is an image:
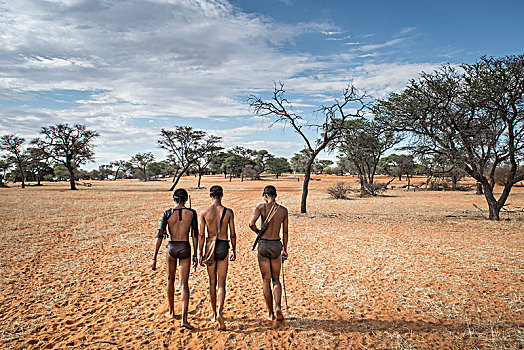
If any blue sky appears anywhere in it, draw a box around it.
[0,0,522,169]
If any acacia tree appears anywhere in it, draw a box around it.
[375,55,524,220]
[209,151,227,177]
[0,157,11,187]
[335,118,401,196]
[194,138,222,188]
[378,153,416,189]
[235,147,255,182]
[26,146,52,186]
[315,160,333,174]
[221,151,242,181]
[110,160,131,180]
[0,134,27,188]
[159,126,222,190]
[221,147,254,182]
[253,150,274,180]
[33,124,99,190]
[268,157,291,178]
[249,82,368,213]
[335,155,352,176]
[290,149,311,174]
[131,152,155,181]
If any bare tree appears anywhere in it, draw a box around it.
[0,134,27,188]
[249,82,367,213]
[33,124,99,190]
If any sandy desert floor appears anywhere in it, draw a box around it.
[1,175,523,349]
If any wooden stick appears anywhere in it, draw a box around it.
[281,258,288,309]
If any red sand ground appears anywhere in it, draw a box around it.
[1,175,523,349]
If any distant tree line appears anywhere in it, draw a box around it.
[2,54,522,220]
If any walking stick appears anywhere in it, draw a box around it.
[281,257,288,309]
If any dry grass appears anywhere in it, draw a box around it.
[0,175,523,349]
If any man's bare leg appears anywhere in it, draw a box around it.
[178,257,194,329]
[206,262,217,321]
[165,253,178,319]
[216,256,229,330]
[257,255,275,320]
[270,257,284,321]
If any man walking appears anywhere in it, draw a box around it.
[152,188,198,329]
[249,185,288,321]
[199,185,237,330]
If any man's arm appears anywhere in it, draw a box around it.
[229,210,237,261]
[249,205,262,234]
[198,211,206,265]
[152,210,169,271]
[152,235,163,270]
[281,208,289,260]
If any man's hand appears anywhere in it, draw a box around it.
[281,250,288,261]
[230,250,236,261]
[199,254,204,266]
[151,258,157,271]
[192,255,198,271]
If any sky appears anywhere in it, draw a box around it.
[1,0,523,169]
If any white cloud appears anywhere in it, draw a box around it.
[359,38,406,51]
[0,0,445,168]
[241,140,302,151]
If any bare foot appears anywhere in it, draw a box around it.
[165,312,181,320]
[181,321,194,330]
[164,311,176,319]
[275,309,284,321]
[264,312,275,321]
[217,315,226,331]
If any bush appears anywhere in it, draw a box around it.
[327,182,351,199]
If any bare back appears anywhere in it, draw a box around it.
[166,208,196,241]
[256,203,288,240]
[200,205,231,240]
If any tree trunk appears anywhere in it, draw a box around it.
[142,167,148,182]
[359,175,365,194]
[482,181,500,220]
[169,166,190,191]
[229,174,232,182]
[476,182,483,195]
[300,157,315,213]
[452,174,458,190]
[398,175,402,181]
[18,162,25,189]
[68,167,77,190]
[197,171,202,188]
[407,176,411,190]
